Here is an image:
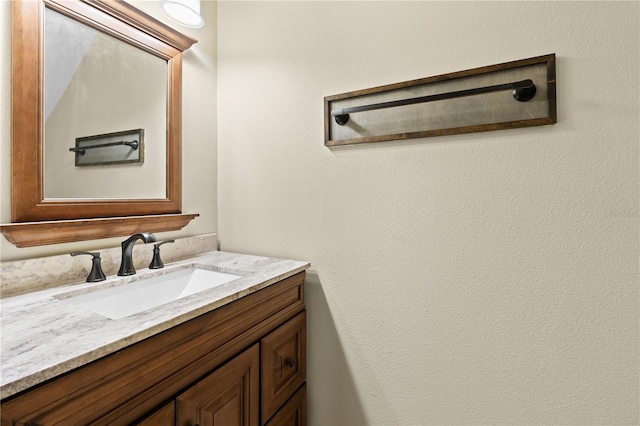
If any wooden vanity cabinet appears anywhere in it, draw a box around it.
[1,272,307,426]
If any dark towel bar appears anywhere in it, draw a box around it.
[331,79,537,125]
[69,140,138,156]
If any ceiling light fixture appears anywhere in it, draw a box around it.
[161,0,204,28]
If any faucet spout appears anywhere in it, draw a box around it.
[117,232,156,276]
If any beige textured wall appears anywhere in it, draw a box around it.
[0,0,217,261]
[217,1,639,424]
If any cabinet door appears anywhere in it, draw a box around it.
[136,401,175,425]
[261,312,306,424]
[177,344,259,426]
[264,384,306,426]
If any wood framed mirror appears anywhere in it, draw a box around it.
[1,0,198,247]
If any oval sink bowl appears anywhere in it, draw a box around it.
[59,268,242,320]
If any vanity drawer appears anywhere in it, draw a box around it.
[264,383,306,426]
[261,311,306,425]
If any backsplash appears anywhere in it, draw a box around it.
[0,234,218,298]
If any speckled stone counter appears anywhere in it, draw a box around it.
[0,250,309,399]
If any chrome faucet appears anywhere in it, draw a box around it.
[117,232,156,276]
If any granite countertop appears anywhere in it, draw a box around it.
[0,250,309,399]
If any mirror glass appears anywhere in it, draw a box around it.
[43,7,167,199]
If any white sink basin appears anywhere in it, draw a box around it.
[59,268,241,320]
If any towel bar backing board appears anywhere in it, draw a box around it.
[71,129,145,166]
[324,54,556,147]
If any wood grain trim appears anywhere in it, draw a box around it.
[0,214,199,247]
[11,0,190,222]
[0,272,305,426]
[167,54,183,211]
[325,54,555,102]
[6,0,198,246]
[43,0,180,59]
[84,0,197,52]
[546,54,557,122]
[324,53,557,147]
[325,117,557,147]
[10,0,43,223]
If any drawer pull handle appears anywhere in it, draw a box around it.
[285,358,295,368]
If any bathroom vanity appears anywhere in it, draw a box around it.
[3,0,308,420]
[0,251,309,425]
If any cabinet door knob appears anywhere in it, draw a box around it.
[285,358,295,368]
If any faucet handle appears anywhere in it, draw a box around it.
[71,251,107,282]
[149,240,175,269]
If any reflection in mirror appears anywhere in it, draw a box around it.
[1,0,199,247]
[44,7,167,199]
